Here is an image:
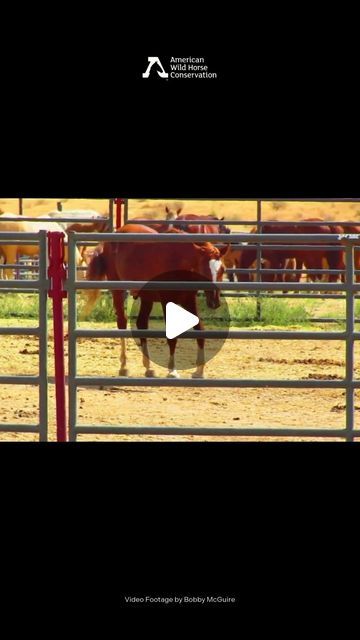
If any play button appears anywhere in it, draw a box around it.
[165,302,199,339]
[128,268,230,375]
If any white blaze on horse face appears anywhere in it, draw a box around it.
[209,258,222,282]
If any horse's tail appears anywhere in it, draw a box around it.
[82,246,108,316]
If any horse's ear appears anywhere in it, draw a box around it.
[165,206,170,214]
[177,206,183,215]
[220,216,225,220]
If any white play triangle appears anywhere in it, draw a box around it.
[165,302,199,340]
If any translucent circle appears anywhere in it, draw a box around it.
[128,268,231,375]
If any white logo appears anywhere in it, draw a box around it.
[142,57,169,79]
[165,302,199,340]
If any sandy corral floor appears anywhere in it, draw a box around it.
[0,321,359,441]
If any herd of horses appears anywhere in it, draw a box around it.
[0,210,108,279]
[223,219,359,285]
[1,205,359,378]
[84,209,356,379]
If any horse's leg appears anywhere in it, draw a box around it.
[326,246,344,284]
[3,247,16,280]
[315,255,326,283]
[293,257,303,292]
[182,295,205,379]
[111,290,128,376]
[166,336,179,378]
[320,256,329,282]
[137,297,156,377]
[227,256,235,283]
[160,301,180,378]
[233,252,242,283]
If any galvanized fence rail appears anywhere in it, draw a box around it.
[66,231,360,442]
[0,231,48,440]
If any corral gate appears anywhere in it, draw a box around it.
[0,230,48,440]
[65,228,360,442]
[0,202,114,441]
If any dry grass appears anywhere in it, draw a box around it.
[0,198,111,217]
[0,198,358,218]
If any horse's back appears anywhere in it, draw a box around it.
[119,223,158,235]
[0,219,27,233]
[44,209,105,220]
[25,219,69,237]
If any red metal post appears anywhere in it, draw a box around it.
[115,198,125,230]
[48,231,68,442]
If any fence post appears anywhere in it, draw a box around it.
[256,199,262,321]
[109,199,114,232]
[48,231,68,442]
[124,198,129,224]
[345,241,355,442]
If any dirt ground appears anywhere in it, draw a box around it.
[0,324,359,442]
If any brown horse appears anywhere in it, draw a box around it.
[130,207,180,232]
[239,220,344,284]
[85,223,227,378]
[174,213,231,235]
[130,210,232,235]
[65,220,110,263]
[221,245,243,282]
[221,236,296,285]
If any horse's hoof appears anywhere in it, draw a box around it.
[167,370,180,379]
[192,372,204,379]
[145,369,156,378]
[119,368,129,377]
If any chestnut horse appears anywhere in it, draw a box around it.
[130,208,232,235]
[129,206,180,232]
[173,213,231,235]
[239,220,344,284]
[84,224,226,378]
